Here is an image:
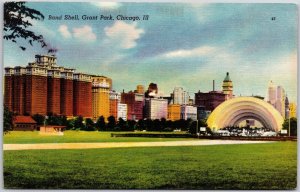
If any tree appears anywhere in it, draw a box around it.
[4,2,47,50]
[4,106,13,134]
[47,115,64,126]
[127,120,136,131]
[282,117,297,136]
[85,118,96,131]
[188,121,198,134]
[117,118,127,131]
[136,119,145,131]
[160,118,167,131]
[145,119,153,131]
[153,119,161,131]
[96,116,106,131]
[74,116,84,129]
[107,116,116,131]
[32,114,45,125]
[66,118,75,130]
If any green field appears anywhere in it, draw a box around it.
[3,142,296,189]
[3,131,193,144]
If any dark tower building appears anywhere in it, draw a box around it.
[73,73,92,118]
[60,70,74,117]
[4,67,14,112]
[12,67,26,115]
[25,62,48,115]
[194,90,226,111]
[121,91,144,120]
[47,70,61,115]
[4,54,107,118]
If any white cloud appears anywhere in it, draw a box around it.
[163,46,216,58]
[90,2,120,9]
[29,19,55,38]
[73,25,96,41]
[58,25,71,39]
[104,21,144,49]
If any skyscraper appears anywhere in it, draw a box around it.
[60,69,74,117]
[275,86,285,118]
[222,72,233,100]
[194,90,226,111]
[13,67,26,115]
[167,104,181,121]
[4,54,100,118]
[117,103,128,121]
[109,90,121,119]
[173,87,189,105]
[25,62,48,115]
[4,67,14,112]
[180,105,197,120]
[121,91,144,120]
[92,76,111,121]
[267,80,276,106]
[144,98,168,120]
[47,69,61,115]
[135,85,144,94]
[73,73,92,118]
[145,83,158,98]
[267,81,287,118]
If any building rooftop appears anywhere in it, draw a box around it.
[13,116,37,124]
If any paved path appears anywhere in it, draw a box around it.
[3,140,274,151]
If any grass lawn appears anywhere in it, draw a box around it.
[3,131,193,144]
[3,142,296,189]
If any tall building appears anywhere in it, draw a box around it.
[12,67,26,115]
[25,62,48,115]
[180,105,197,121]
[121,91,144,120]
[196,106,211,120]
[194,90,226,111]
[275,86,285,118]
[117,103,128,121]
[47,69,61,115]
[172,87,189,105]
[267,81,287,118]
[4,54,100,118]
[289,102,297,118]
[167,104,181,121]
[109,90,121,119]
[267,80,276,106]
[73,73,92,118]
[60,69,74,117]
[144,98,168,120]
[135,85,144,94]
[222,72,233,100]
[92,76,111,121]
[4,67,14,112]
[145,83,158,98]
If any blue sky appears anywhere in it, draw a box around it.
[3,2,297,103]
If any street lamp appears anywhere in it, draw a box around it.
[288,116,291,137]
[287,107,291,137]
[196,120,199,139]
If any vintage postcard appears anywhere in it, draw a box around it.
[2,1,297,190]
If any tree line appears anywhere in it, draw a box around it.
[31,114,208,134]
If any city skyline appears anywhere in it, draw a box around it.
[3,3,297,103]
